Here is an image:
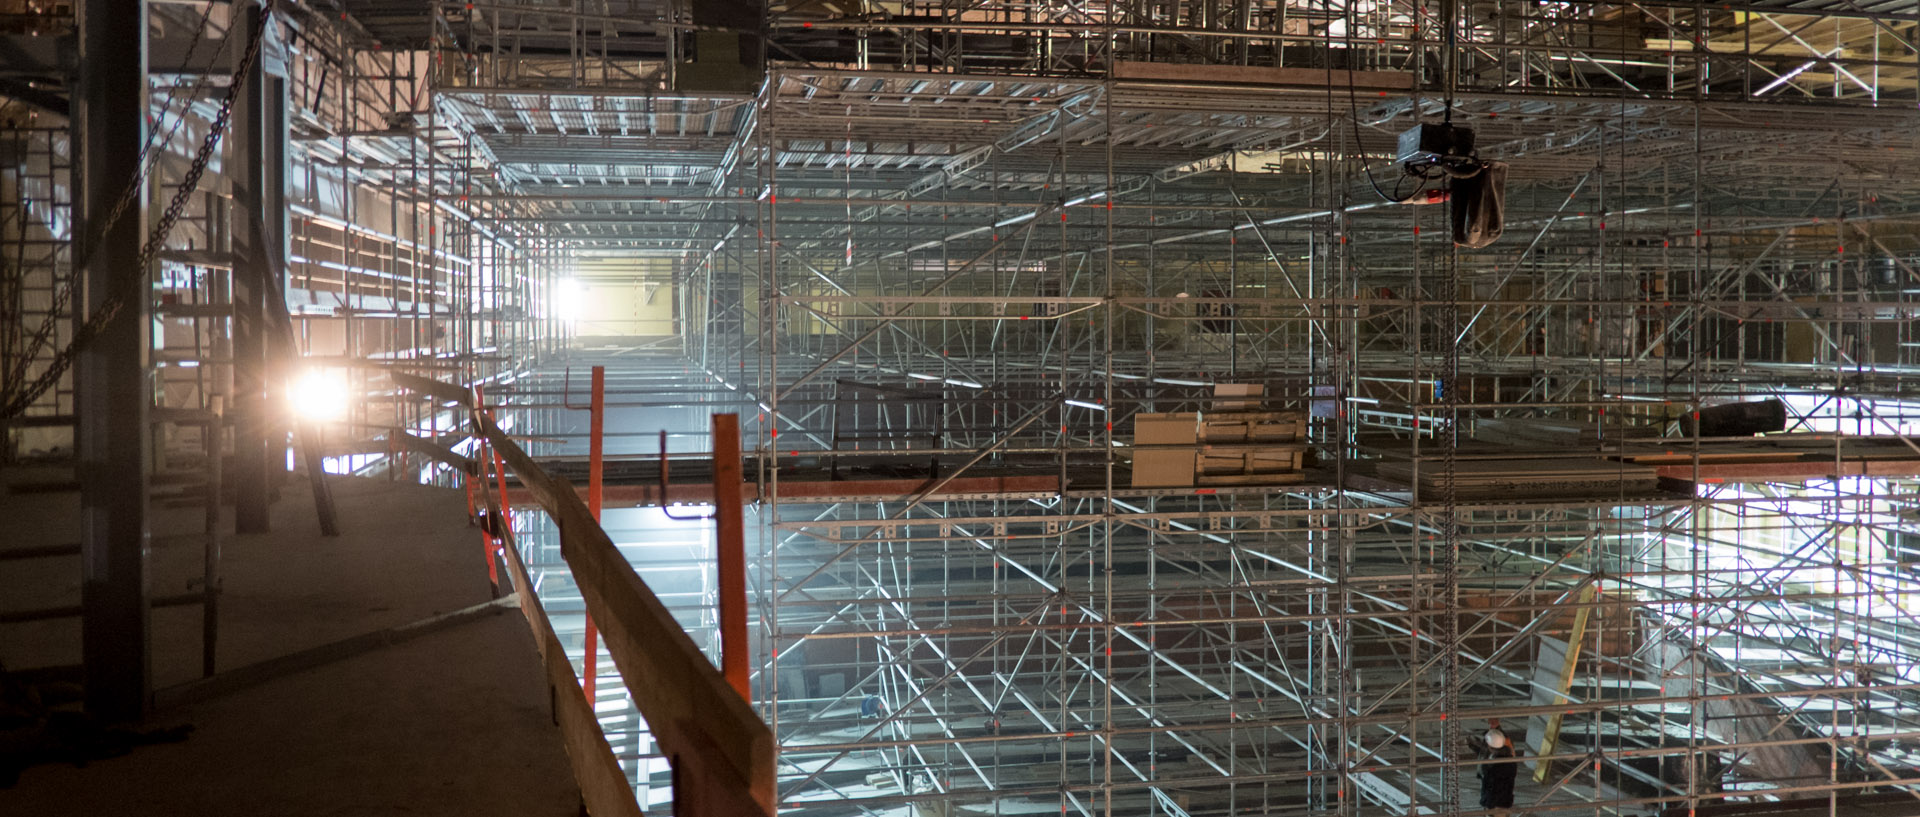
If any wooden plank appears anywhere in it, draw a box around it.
[1194,471,1309,487]
[770,474,1057,501]
[1862,460,1920,477]
[1113,60,1415,90]
[390,370,472,405]
[1377,458,1662,498]
[392,430,477,473]
[152,597,516,708]
[1534,585,1598,783]
[494,484,644,817]
[398,371,776,816]
[1656,459,1920,483]
[476,409,776,815]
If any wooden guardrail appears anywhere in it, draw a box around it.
[472,441,640,817]
[394,371,775,817]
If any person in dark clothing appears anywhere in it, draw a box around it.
[1479,726,1520,814]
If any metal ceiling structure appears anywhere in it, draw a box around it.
[15,1,1920,816]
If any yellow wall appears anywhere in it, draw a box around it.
[575,258,677,337]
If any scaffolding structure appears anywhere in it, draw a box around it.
[18,1,1920,816]
[0,1,570,475]
[448,1,1920,815]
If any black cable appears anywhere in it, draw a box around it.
[1332,0,1430,204]
[1361,152,1427,203]
[1441,0,1457,123]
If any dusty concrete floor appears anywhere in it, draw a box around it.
[0,468,582,816]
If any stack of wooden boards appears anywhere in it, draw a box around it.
[1471,417,1661,448]
[1130,387,1309,488]
[1374,457,1659,499]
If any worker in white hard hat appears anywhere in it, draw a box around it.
[1479,719,1521,815]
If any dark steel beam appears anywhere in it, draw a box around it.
[229,0,284,533]
[0,32,276,79]
[0,76,67,116]
[75,0,150,724]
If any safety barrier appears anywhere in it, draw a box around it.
[395,371,774,817]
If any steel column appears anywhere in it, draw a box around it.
[230,0,285,533]
[75,0,151,724]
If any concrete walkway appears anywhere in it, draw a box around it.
[1,469,581,816]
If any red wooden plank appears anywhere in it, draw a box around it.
[770,474,1059,500]
[1656,459,1920,483]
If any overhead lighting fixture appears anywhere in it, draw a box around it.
[288,367,349,423]
[553,277,585,323]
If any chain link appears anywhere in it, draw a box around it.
[2,2,274,420]
[1438,221,1464,817]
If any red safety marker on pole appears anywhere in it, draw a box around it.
[583,366,605,703]
[713,413,749,700]
[474,385,499,590]
[489,430,511,591]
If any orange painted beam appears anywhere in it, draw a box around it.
[771,474,1059,501]
[505,474,1060,508]
[583,366,604,703]
[712,415,748,701]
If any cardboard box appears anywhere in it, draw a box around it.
[1130,449,1197,487]
[1134,412,1198,445]
[1212,383,1264,410]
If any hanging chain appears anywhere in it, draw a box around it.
[2,0,221,392]
[1437,232,1465,817]
[2,1,274,420]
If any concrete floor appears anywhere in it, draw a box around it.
[0,467,581,816]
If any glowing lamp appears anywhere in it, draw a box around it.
[288,368,349,422]
[553,278,584,323]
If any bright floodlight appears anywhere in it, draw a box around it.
[288,368,349,422]
[553,277,584,323]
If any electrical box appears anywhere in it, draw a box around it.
[1396,123,1475,166]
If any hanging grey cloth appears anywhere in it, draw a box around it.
[1450,160,1508,248]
